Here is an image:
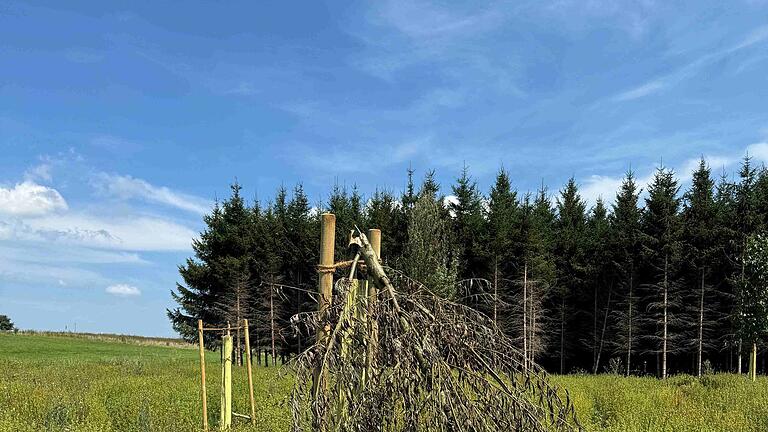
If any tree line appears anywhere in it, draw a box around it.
[168,156,768,377]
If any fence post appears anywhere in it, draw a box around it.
[198,320,208,431]
[243,319,256,425]
[313,213,336,396]
[220,333,233,430]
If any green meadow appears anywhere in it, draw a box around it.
[1,333,766,431]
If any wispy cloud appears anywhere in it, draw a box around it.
[612,24,768,102]
[94,173,211,215]
[105,284,141,297]
[613,80,666,102]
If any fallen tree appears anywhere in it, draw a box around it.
[289,229,582,432]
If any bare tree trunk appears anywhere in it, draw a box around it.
[560,295,565,374]
[236,292,242,367]
[662,254,668,380]
[593,286,612,374]
[626,267,633,377]
[523,262,528,369]
[751,342,757,381]
[593,282,598,371]
[739,250,745,374]
[270,284,276,365]
[738,340,742,374]
[493,257,498,327]
[697,267,704,377]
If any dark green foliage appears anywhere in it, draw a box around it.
[553,178,588,373]
[609,171,642,375]
[168,182,257,347]
[449,165,488,280]
[0,314,15,331]
[639,167,682,377]
[168,158,768,375]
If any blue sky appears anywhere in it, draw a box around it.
[2,0,768,336]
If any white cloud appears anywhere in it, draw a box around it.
[746,142,768,163]
[677,155,733,181]
[23,212,196,251]
[581,175,625,205]
[105,284,141,297]
[94,173,211,215]
[0,181,68,216]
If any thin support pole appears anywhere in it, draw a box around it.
[312,213,335,396]
[243,319,256,425]
[220,333,233,430]
[198,320,208,432]
[751,342,757,381]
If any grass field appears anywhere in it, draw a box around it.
[1,333,767,431]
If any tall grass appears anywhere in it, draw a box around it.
[2,333,767,431]
[0,333,291,431]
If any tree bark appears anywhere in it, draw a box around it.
[697,267,704,377]
[593,285,612,374]
[493,257,498,327]
[270,283,276,365]
[626,267,633,377]
[662,254,668,380]
[523,262,528,370]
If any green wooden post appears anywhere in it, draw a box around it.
[220,334,233,430]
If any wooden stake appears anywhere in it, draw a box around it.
[243,319,256,425]
[221,333,233,430]
[751,342,757,381]
[198,320,208,432]
[313,213,335,396]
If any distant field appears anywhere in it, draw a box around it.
[1,333,767,431]
[0,333,291,432]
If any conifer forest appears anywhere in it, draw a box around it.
[168,156,768,379]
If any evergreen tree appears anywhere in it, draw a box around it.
[681,158,722,376]
[610,171,642,376]
[585,198,613,373]
[168,183,256,347]
[486,168,519,327]
[553,177,587,373]
[365,188,404,264]
[327,183,364,262]
[449,165,488,281]
[405,177,457,299]
[731,156,760,372]
[639,167,682,379]
[517,185,557,366]
[713,171,739,371]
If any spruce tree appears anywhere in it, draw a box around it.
[640,167,682,379]
[610,171,642,376]
[486,168,519,327]
[519,185,557,366]
[405,177,457,299]
[681,158,722,376]
[553,177,587,373]
[449,165,488,281]
[168,183,256,347]
[365,188,404,264]
[732,156,760,372]
[586,198,613,373]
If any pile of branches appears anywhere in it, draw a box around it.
[289,230,581,432]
